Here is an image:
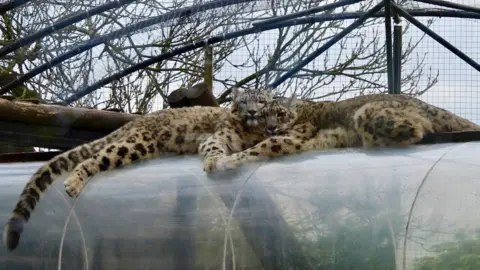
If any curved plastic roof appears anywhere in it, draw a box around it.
[1,142,479,269]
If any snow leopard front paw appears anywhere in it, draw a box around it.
[64,175,85,198]
[203,156,220,173]
[213,155,241,172]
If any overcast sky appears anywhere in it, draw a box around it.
[407,0,480,123]
[210,0,480,123]
[81,0,480,123]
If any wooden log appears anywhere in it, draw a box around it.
[0,150,63,163]
[0,71,43,153]
[0,98,140,157]
[0,83,221,161]
[167,87,191,108]
[0,142,36,155]
[167,82,219,108]
[0,120,109,150]
[204,45,213,94]
[0,98,140,132]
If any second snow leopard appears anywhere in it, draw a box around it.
[209,93,480,172]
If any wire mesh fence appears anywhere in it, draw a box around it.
[1,0,480,269]
[402,0,480,124]
[0,0,479,121]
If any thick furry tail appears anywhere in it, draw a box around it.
[3,165,64,250]
[2,124,133,250]
[2,144,92,250]
[3,216,23,251]
[2,130,126,251]
[2,124,132,250]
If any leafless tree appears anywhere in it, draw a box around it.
[0,0,438,113]
[216,0,439,104]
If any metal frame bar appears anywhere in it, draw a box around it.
[58,20,297,104]
[294,9,480,23]
[392,3,480,72]
[0,0,256,95]
[59,6,480,104]
[0,0,29,14]
[0,0,136,58]
[55,1,359,104]
[393,24,402,94]
[1,0,354,97]
[61,2,384,104]
[269,2,385,89]
[414,0,480,14]
[384,0,395,94]
[5,0,480,102]
[253,0,363,27]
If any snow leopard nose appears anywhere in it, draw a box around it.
[247,110,257,116]
[267,125,277,131]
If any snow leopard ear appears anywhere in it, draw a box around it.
[231,87,244,100]
[284,95,297,109]
[263,87,275,99]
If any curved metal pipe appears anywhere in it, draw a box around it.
[269,1,385,89]
[0,0,30,14]
[0,0,256,95]
[60,8,480,104]
[0,0,137,58]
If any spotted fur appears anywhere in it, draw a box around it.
[3,87,274,251]
[200,95,298,172]
[211,93,480,171]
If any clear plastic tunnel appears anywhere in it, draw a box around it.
[1,142,479,270]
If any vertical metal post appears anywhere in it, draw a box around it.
[384,0,395,94]
[392,2,480,72]
[269,1,385,89]
[393,24,402,94]
[204,44,213,94]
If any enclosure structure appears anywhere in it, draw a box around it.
[1,0,480,102]
[0,0,480,151]
[0,0,479,117]
[0,142,479,269]
[1,0,480,269]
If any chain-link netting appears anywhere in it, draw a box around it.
[1,0,480,268]
[1,0,478,119]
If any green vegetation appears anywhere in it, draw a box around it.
[414,229,480,270]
